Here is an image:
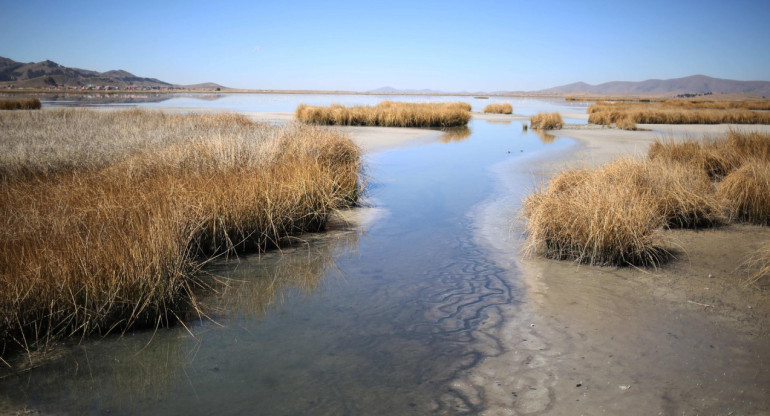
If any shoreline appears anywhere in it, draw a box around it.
[461,121,770,414]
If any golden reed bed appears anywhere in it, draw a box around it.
[482,103,513,114]
[295,101,471,127]
[0,109,362,355]
[588,101,770,125]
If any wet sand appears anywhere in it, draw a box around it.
[460,123,770,414]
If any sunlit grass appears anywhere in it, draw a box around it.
[0,109,363,355]
[482,103,513,114]
[295,100,471,127]
[529,112,563,130]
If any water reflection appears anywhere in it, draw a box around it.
[207,221,360,320]
[0,219,360,414]
[536,130,556,143]
[484,120,512,125]
[439,126,472,143]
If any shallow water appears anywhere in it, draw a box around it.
[37,92,589,124]
[0,119,570,414]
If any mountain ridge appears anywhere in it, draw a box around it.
[0,56,226,90]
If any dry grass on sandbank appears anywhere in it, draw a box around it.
[295,101,471,128]
[524,131,770,267]
[482,103,513,114]
[529,112,563,130]
[0,109,363,356]
[588,101,770,125]
[0,98,41,110]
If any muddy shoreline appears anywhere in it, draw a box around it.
[463,122,770,414]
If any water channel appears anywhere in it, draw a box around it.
[1,95,582,414]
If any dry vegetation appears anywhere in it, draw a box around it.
[482,103,513,114]
[524,131,770,268]
[588,100,770,126]
[0,98,41,110]
[529,112,563,130]
[295,101,471,128]
[0,109,363,355]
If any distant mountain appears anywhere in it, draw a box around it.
[368,86,446,94]
[0,56,226,90]
[536,75,770,97]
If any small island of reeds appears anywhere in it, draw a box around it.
[588,99,770,126]
[0,109,363,355]
[295,101,471,127]
[529,112,563,130]
[482,103,513,114]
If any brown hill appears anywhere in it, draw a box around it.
[0,57,226,90]
[536,75,770,97]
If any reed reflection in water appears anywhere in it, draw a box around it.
[440,126,472,143]
[0,214,362,414]
[536,130,556,143]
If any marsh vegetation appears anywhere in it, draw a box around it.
[0,109,362,356]
[588,100,770,125]
[529,112,563,130]
[0,98,41,110]
[482,103,513,114]
[524,131,770,270]
[295,101,471,127]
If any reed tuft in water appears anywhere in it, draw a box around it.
[529,112,563,130]
[482,103,513,114]
[295,101,471,127]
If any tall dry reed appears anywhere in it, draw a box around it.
[482,103,513,114]
[0,109,363,355]
[295,101,471,128]
[529,112,563,130]
[523,161,668,266]
[588,101,770,125]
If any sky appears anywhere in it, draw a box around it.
[1,0,769,91]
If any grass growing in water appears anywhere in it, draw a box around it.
[295,101,471,127]
[588,101,770,125]
[482,103,513,114]
[0,98,41,110]
[0,109,363,356]
[529,112,563,130]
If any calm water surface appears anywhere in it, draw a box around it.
[0,115,573,414]
[37,92,590,124]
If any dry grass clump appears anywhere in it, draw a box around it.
[0,98,41,110]
[0,109,362,355]
[482,103,513,114]
[746,241,770,286]
[648,131,770,179]
[524,162,667,266]
[588,101,770,125]
[717,160,770,225]
[615,115,637,130]
[529,112,563,130]
[295,101,471,128]
[524,131,770,267]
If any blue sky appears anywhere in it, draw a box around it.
[1,0,768,91]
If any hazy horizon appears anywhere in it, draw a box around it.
[1,0,769,91]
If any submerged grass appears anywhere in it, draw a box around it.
[0,109,363,355]
[529,112,563,130]
[482,103,513,114]
[524,131,770,266]
[0,98,41,110]
[295,100,471,128]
